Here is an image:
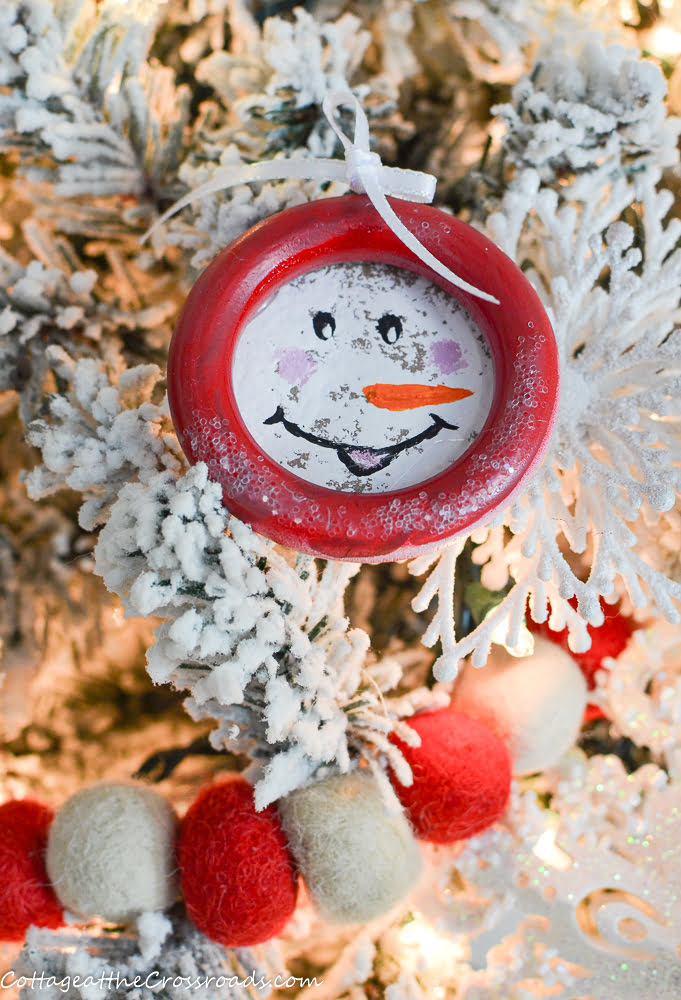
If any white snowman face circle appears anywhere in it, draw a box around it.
[233,262,493,493]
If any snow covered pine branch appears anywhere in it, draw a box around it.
[26,351,444,808]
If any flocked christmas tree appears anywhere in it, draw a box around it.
[2,0,681,997]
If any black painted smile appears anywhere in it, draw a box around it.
[263,407,460,477]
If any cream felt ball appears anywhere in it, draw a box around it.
[45,783,179,923]
[451,635,588,775]
[278,770,422,925]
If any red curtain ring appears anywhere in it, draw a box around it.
[168,194,559,562]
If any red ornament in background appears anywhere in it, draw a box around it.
[389,708,511,843]
[0,799,64,941]
[178,778,298,947]
[529,598,635,721]
[168,195,559,563]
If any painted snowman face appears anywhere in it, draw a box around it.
[232,262,493,493]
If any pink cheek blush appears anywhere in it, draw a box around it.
[430,339,467,375]
[274,348,318,386]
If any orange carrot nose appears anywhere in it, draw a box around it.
[362,383,474,411]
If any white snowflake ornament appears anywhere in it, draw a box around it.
[410,39,681,676]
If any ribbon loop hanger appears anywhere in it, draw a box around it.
[143,92,499,305]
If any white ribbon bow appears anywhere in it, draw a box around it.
[144,92,499,305]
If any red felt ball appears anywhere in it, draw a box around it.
[0,799,64,941]
[390,709,511,844]
[178,777,298,947]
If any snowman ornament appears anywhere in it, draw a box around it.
[0,99,566,951]
[165,94,558,561]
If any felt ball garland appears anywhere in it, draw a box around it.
[0,779,299,947]
[177,777,299,947]
[1,636,593,948]
[389,709,512,843]
[0,799,64,941]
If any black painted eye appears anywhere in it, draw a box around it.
[377,314,402,344]
[313,311,336,340]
